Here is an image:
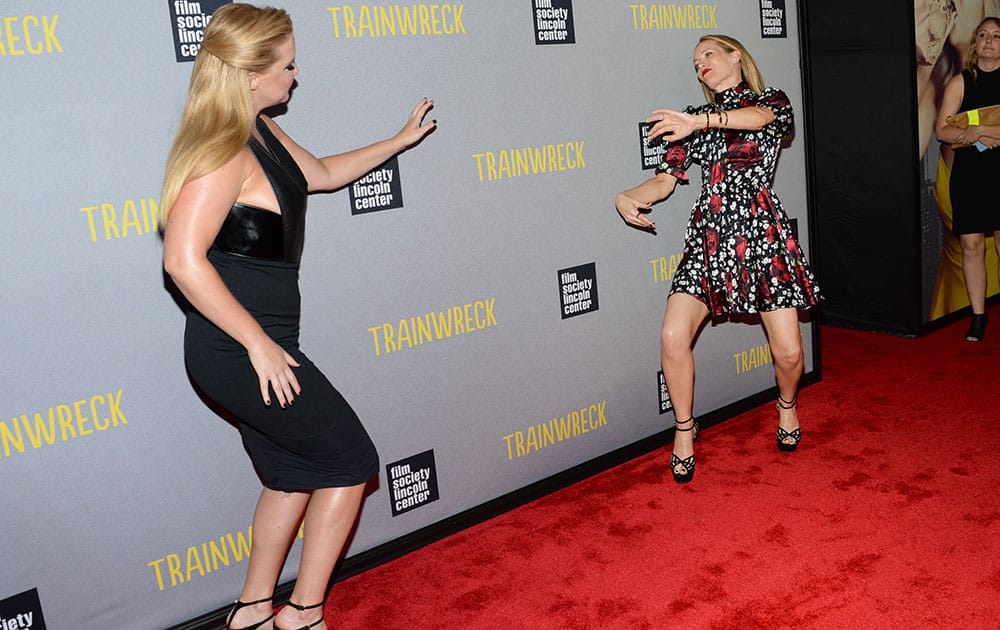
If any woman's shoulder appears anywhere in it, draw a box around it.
[758,85,788,101]
[185,146,257,199]
[748,85,790,111]
[942,72,967,97]
[259,114,294,143]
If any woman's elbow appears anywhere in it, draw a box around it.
[162,248,199,285]
[754,110,774,130]
[162,253,185,282]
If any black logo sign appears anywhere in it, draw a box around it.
[558,262,599,319]
[350,157,404,215]
[169,0,230,62]
[0,588,47,630]
[639,121,666,171]
[759,0,787,38]
[658,370,673,415]
[532,0,575,45]
[387,450,439,517]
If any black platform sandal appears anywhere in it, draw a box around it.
[966,313,987,342]
[670,416,698,483]
[775,395,801,452]
[225,597,274,630]
[276,600,325,630]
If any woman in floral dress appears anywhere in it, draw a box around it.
[615,34,821,483]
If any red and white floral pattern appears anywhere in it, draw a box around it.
[658,83,822,315]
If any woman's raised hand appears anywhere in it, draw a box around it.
[395,97,437,148]
[646,108,700,142]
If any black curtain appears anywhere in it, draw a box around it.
[799,0,922,334]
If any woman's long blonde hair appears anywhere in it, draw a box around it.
[160,3,292,225]
[696,34,765,103]
[965,17,1000,78]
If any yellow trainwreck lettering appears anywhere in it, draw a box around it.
[473,142,586,182]
[2,389,129,460]
[368,298,497,357]
[1,15,62,56]
[503,401,609,460]
[326,4,465,38]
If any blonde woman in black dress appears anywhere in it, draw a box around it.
[936,17,1000,342]
[161,4,435,629]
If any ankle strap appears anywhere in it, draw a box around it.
[776,395,797,409]
[674,416,696,431]
[234,596,272,607]
[286,600,324,611]
[226,597,274,628]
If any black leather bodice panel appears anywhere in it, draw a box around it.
[213,203,285,260]
[212,117,309,264]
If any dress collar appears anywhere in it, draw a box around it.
[714,81,749,106]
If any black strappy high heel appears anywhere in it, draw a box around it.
[225,597,274,630]
[670,416,699,483]
[276,600,325,630]
[775,395,801,452]
[966,313,987,342]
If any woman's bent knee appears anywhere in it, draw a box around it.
[660,326,692,359]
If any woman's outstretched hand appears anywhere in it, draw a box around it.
[616,192,656,230]
[646,108,700,143]
[396,97,437,148]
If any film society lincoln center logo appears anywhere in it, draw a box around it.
[658,370,673,415]
[759,0,787,38]
[0,588,47,630]
[349,157,404,215]
[532,0,575,45]
[639,121,667,171]
[558,262,598,319]
[387,449,439,517]
[168,0,230,62]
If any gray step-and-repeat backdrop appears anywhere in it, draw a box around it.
[2,1,812,627]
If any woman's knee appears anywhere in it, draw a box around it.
[660,325,691,358]
[961,236,986,257]
[770,343,804,370]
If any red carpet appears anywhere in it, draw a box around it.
[326,308,1000,629]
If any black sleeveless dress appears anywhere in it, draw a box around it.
[950,67,1000,235]
[183,117,379,492]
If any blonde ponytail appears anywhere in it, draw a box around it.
[160,4,292,225]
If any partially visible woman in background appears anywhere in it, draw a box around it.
[936,16,1000,341]
[918,1,1000,322]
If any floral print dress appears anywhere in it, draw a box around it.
[658,82,821,315]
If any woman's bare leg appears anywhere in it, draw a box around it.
[760,308,805,445]
[227,488,311,629]
[273,483,366,630]
[961,232,988,313]
[660,293,709,473]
